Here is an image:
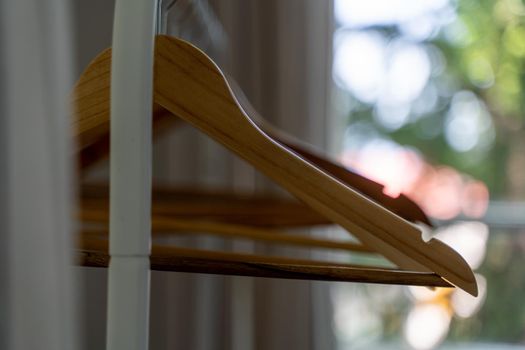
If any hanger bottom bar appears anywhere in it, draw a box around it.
[77,239,452,288]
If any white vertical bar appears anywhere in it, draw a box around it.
[107,0,157,349]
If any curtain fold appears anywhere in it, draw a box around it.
[0,0,78,349]
[215,2,335,349]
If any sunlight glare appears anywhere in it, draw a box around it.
[451,274,487,318]
[434,221,489,270]
[333,31,385,102]
[333,286,382,344]
[445,91,495,153]
[335,0,449,27]
[341,138,424,197]
[408,285,444,302]
[405,303,451,350]
[384,43,431,104]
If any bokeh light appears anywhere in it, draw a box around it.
[434,221,489,269]
[451,274,487,318]
[331,0,525,348]
[404,303,452,350]
[333,31,386,102]
[335,0,450,28]
[341,143,490,220]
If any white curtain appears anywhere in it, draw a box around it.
[74,0,335,349]
[0,0,78,349]
[210,2,336,350]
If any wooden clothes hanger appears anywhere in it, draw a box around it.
[227,79,432,227]
[79,237,451,287]
[81,207,373,254]
[72,35,477,296]
[73,52,432,228]
[81,183,335,228]
[79,211,450,288]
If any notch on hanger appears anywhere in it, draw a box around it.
[72,35,477,296]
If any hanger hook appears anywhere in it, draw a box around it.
[156,0,178,35]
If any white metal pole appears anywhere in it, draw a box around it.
[107,0,157,349]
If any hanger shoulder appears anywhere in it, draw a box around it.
[231,82,433,227]
[72,44,432,227]
[73,50,173,170]
[72,48,112,149]
[153,35,477,296]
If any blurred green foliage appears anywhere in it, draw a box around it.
[437,2,525,343]
[342,0,525,199]
[423,0,525,198]
[337,0,525,345]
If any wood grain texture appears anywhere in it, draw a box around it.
[78,238,452,287]
[71,48,112,149]
[71,45,432,227]
[71,35,477,295]
[78,108,175,170]
[70,48,176,170]
[82,183,332,227]
[228,79,433,227]
[80,208,374,253]
[152,35,477,296]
